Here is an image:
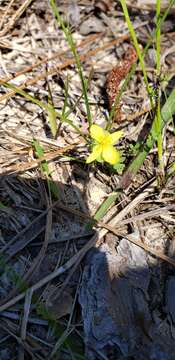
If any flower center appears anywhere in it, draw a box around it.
[101,134,112,146]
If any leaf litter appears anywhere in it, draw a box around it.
[0,1,175,359]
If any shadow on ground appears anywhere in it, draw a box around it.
[0,174,174,359]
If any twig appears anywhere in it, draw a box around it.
[0,0,15,30]
[23,190,52,282]
[0,35,130,102]
[0,233,97,312]
[0,145,74,175]
[0,0,33,37]
[0,180,175,313]
[18,289,33,360]
[0,33,104,83]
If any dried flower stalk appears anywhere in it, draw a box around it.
[106,47,137,123]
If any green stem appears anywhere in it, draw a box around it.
[155,0,163,170]
[120,0,153,105]
[50,0,92,128]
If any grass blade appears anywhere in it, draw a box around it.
[50,0,92,128]
[94,88,175,220]
[32,139,60,199]
[94,192,119,221]
[120,0,152,103]
[120,88,175,189]
[1,81,84,136]
[47,80,58,138]
[154,0,163,171]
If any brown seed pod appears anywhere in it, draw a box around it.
[106,47,137,123]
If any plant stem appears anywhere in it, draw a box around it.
[120,0,153,105]
[50,0,92,128]
[155,0,163,171]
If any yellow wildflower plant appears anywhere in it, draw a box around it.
[86,124,123,165]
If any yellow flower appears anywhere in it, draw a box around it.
[86,124,123,165]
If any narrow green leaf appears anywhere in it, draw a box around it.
[120,88,175,188]
[32,139,50,174]
[1,81,83,135]
[94,192,119,221]
[50,0,92,128]
[48,105,58,138]
[94,88,175,220]
[47,81,58,137]
[32,139,60,199]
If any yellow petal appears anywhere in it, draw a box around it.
[110,130,123,145]
[86,144,102,163]
[102,145,120,165]
[90,124,105,142]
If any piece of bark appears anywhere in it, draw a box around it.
[79,236,175,359]
[79,238,152,359]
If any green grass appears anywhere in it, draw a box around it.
[37,302,84,359]
[0,3,175,357]
[1,81,84,136]
[50,0,92,128]
[120,0,153,102]
[1,0,174,223]
[94,0,175,221]
[47,79,58,138]
[32,139,60,199]
[155,0,163,170]
[1,0,174,221]
[120,0,167,172]
[108,0,175,131]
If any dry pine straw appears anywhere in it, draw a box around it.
[0,1,175,358]
[0,6,174,278]
[0,2,174,286]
